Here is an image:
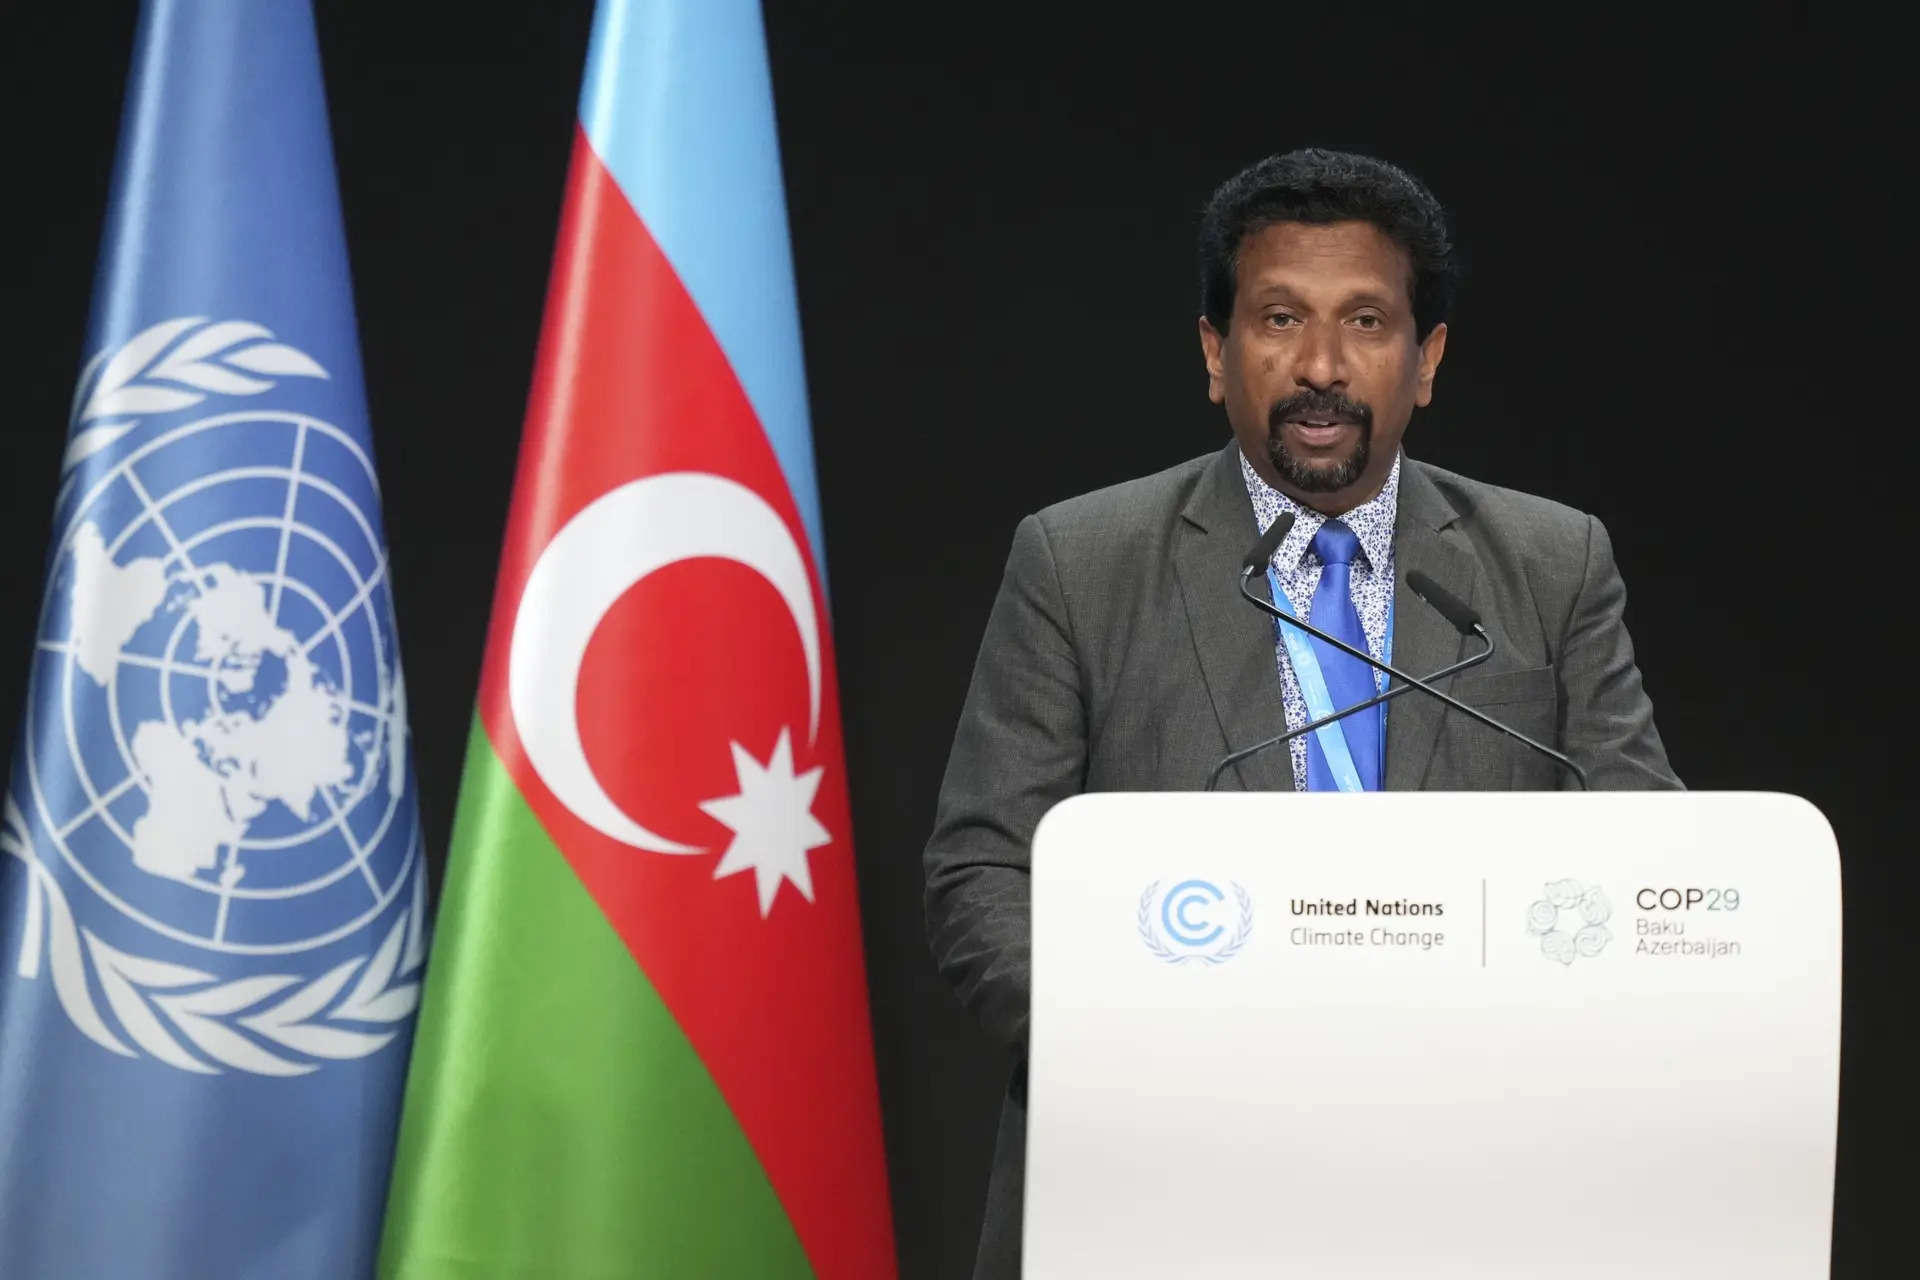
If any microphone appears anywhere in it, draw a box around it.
[1241,510,1296,572]
[1223,519,1591,790]
[1405,569,1480,634]
[1205,619,1490,789]
[1205,564,1492,790]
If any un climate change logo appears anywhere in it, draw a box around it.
[0,317,423,1076]
[1138,879,1253,965]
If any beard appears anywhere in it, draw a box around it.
[1265,389,1374,493]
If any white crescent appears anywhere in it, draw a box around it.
[507,472,823,855]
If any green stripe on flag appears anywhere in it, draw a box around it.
[379,717,812,1278]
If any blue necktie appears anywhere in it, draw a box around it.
[1305,519,1383,791]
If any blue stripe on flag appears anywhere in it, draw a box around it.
[577,0,831,582]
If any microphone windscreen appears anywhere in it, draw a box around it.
[1406,570,1482,634]
[1242,512,1296,572]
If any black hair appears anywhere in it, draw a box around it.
[1198,148,1458,340]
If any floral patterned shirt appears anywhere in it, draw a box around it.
[1239,450,1402,790]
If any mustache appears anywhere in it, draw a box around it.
[1267,389,1374,431]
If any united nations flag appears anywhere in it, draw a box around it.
[0,3,425,1276]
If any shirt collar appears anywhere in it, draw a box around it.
[1239,448,1402,572]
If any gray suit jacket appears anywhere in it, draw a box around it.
[923,443,1680,1279]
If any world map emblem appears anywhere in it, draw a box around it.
[0,316,423,1076]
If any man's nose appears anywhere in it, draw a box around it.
[1292,320,1348,390]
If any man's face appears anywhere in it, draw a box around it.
[1199,220,1447,514]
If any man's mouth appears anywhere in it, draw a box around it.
[1282,417,1355,445]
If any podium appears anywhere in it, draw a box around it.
[1025,792,1840,1278]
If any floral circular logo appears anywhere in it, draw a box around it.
[1525,878,1612,965]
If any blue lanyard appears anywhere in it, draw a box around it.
[1265,565,1394,793]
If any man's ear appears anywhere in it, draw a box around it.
[1414,321,1447,408]
[1198,316,1227,405]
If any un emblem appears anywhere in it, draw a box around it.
[1138,878,1253,965]
[0,316,423,1075]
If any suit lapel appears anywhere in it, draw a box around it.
[1172,444,1294,792]
[1384,460,1477,790]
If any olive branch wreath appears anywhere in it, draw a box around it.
[64,315,328,473]
[1137,879,1254,965]
[3,797,423,1076]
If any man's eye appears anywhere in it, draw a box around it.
[1266,313,1299,329]
[1351,314,1383,330]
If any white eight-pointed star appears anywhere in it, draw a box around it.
[699,727,830,917]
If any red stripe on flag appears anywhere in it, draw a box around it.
[475,127,895,1279]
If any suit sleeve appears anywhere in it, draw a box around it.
[923,514,1088,1050]
[1557,515,1683,789]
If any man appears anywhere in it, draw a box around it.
[923,148,1681,1278]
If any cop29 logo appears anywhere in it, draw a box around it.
[1138,879,1252,965]
[1525,877,1612,966]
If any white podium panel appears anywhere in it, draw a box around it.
[1025,792,1840,1279]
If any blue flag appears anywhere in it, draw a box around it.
[0,3,424,1275]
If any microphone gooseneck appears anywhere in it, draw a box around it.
[1205,557,1493,790]
[1204,635,1490,790]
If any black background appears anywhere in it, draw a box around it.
[2,3,1903,1276]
